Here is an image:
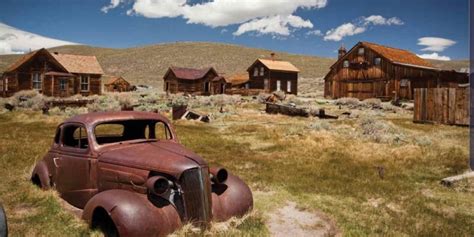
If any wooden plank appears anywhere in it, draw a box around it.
[448,88,456,124]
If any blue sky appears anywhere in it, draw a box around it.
[0,0,469,60]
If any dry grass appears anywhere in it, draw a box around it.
[0,95,472,236]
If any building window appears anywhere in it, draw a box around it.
[60,79,67,91]
[264,79,269,90]
[32,73,42,90]
[259,67,264,76]
[374,57,381,66]
[400,79,409,87]
[80,75,89,91]
[287,81,291,92]
[358,47,365,55]
[276,80,281,91]
[4,78,8,91]
[253,68,258,76]
[245,83,249,89]
[343,60,349,68]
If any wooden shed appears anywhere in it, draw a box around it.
[247,55,299,95]
[323,42,467,100]
[104,76,132,92]
[163,67,226,95]
[1,48,103,97]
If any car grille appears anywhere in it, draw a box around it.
[180,167,212,226]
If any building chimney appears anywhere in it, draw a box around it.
[338,44,347,59]
[270,52,276,60]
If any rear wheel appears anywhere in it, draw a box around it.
[91,208,119,237]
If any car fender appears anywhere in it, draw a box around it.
[211,173,253,221]
[83,189,182,237]
[31,160,51,189]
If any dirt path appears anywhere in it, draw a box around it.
[267,201,339,237]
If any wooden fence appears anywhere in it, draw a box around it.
[413,87,469,126]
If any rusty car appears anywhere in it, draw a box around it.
[31,111,253,236]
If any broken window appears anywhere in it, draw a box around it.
[94,120,172,145]
[33,73,42,90]
[62,125,88,149]
[374,57,381,66]
[60,79,67,91]
[343,60,349,68]
[400,79,410,87]
[81,75,89,91]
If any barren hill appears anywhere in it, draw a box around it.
[0,42,469,90]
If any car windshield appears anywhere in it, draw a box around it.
[94,119,172,145]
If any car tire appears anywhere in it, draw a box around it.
[0,203,7,237]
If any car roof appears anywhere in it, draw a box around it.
[64,111,170,127]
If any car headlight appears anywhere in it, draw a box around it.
[210,167,228,184]
[146,176,172,195]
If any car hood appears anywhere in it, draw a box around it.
[98,141,208,178]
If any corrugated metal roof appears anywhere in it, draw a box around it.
[257,59,300,72]
[169,66,215,80]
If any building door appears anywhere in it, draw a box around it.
[276,80,281,91]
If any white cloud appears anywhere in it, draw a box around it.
[323,23,366,41]
[103,0,327,36]
[363,15,404,26]
[233,15,313,36]
[323,15,404,41]
[0,22,78,55]
[417,37,456,52]
[101,0,122,13]
[306,29,323,36]
[417,52,451,61]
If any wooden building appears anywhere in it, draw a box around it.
[247,55,299,95]
[324,42,467,100]
[1,48,103,97]
[227,73,250,89]
[163,67,227,95]
[104,76,132,92]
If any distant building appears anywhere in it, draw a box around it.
[324,42,468,100]
[1,48,103,97]
[227,73,250,89]
[246,54,299,95]
[163,66,226,95]
[104,76,131,92]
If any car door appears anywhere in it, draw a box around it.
[55,123,96,208]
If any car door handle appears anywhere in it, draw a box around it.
[53,157,60,168]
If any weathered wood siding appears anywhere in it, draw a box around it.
[163,70,222,95]
[325,43,439,100]
[248,61,298,95]
[414,87,469,126]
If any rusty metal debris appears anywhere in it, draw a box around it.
[265,103,339,119]
[172,105,210,122]
[31,111,252,236]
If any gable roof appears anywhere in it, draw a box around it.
[249,59,299,72]
[331,42,435,69]
[51,52,104,74]
[104,76,129,85]
[227,73,249,85]
[167,66,217,80]
[5,48,104,74]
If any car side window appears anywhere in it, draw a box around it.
[62,125,89,149]
[146,122,172,140]
[54,128,61,144]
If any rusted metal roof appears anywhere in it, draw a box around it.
[361,42,433,68]
[254,59,300,72]
[5,48,104,74]
[168,67,216,80]
[44,71,75,77]
[65,111,169,126]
